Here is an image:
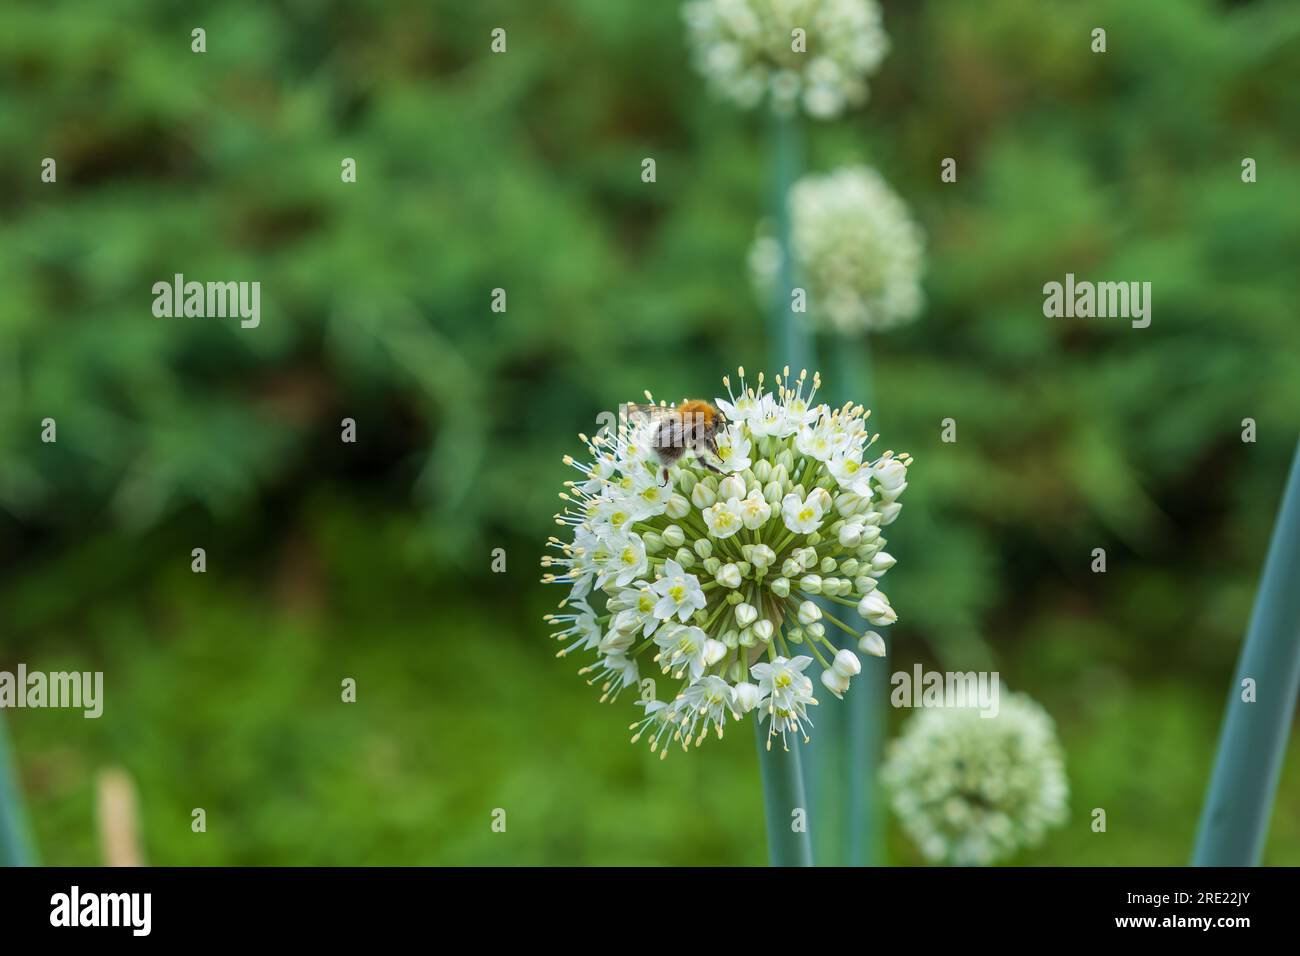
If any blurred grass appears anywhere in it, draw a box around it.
[5,498,1298,865]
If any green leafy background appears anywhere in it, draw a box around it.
[2,0,1299,864]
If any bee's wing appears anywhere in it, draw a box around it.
[620,402,676,429]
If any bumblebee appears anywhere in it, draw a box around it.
[624,399,725,485]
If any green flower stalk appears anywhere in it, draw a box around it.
[882,691,1068,866]
[753,166,924,862]
[756,719,814,866]
[681,0,904,867]
[827,337,887,867]
[0,714,36,866]
[762,106,813,859]
[1194,438,1300,866]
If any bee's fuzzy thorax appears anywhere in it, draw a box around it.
[677,399,719,425]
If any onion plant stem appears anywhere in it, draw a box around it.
[1193,438,1300,865]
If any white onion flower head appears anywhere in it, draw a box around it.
[753,165,924,334]
[543,368,912,756]
[881,692,1069,866]
[682,0,890,119]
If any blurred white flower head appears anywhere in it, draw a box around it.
[881,692,1069,866]
[752,165,925,334]
[542,368,912,756]
[682,0,890,119]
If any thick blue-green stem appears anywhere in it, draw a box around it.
[755,719,814,866]
[828,335,887,867]
[1192,437,1300,866]
[759,105,818,864]
[0,714,37,866]
[767,109,811,374]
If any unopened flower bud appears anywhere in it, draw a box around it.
[602,628,634,652]
[821,668,850,699]
[732,681,761,714]
[763,480,783,504]
[797,600,822,625]
[870,551,896,576]
[718,475,746,500]
[691,481,717,509]
[859,631,886,657]
[858,590,897,626]
[832,649,862,678]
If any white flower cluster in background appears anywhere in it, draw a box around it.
[881,692,1069,866]
[751,165,925,334]
[542,369,911,757]
[682,0,889,119]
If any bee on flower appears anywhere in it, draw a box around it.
[542,368,912,757]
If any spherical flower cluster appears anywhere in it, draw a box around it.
[751,165,924,334]
[542,368,910,757]
[881,692,1069,866]
[682,0,889,119]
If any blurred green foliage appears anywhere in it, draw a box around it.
[2,0,1299,864]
